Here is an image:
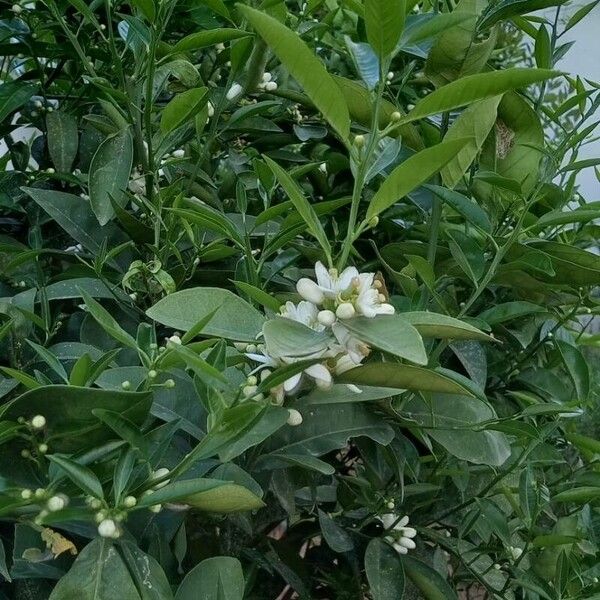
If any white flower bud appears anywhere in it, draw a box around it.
[336,303,356,319]
[317,310,336,327]
[98,519,119,538]
[121,380,131,390]
[168,335,182,345]
[123,495,137,508]
[318,162,327,173]
[21,489,33,500]
[148,369,157,379]
[242,385,258,397]
[265,81,278,92]
[149,504,162,513]
[262,72,272,83]
[296,278,324,304]
[226,82,243,101]
[164,378,175,388]
[207,102,215,117]
[38,443,48,454]
[287,409,303,426]
[354,134,365,147]
[12,4,22,13]
[47,495,66,512]
[172,149,185,159]
[386,71,394,81]
[391,111,402,122]
[31,415,46,430]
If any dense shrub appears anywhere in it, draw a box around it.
[0,0,599,598]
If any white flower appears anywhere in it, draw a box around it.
[354,273,395,318]
[315,261,359,300]
[379,514,417,555]
[287,408,303,426]
[31,415,46,430]
[98,519,119,538]
[280,300,324,331]
[332,323,370,364]
[336,302,355,319]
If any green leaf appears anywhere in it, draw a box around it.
[118,542,174,600]
[531,206,600,230]
[344,36,380,90]
[47,454,104,499]
[263,402,394,458]
[318,509,354,552]
[183,483,265,513]
[401,311,491,340]
[80,290,138,351]
[478,301,546,325]
[0,82,36,123]
[173,29,250,53]
[22,188,126,256]
[403,69,558,124]
[402,555,458,600]
[175,557,244,600]
[161,87,208,133]
[364,0,406,59]
[556,341,590,401]
[403,394,511,466]
[1,385,152,453]
[264,156,332,259]
[136,478,228,507]
[263,317,331,359]
[365,538,405,600]
[478,0,569,30]
[553,487,600,503]
[147,287,265,342]
[46,111,78,173]
[233,280,281,312]
[534,24,551,69]
[440,96,502,188]
[338,363,475,396]
[365,139,470,220]
[238,5,350,140]
[89,129,134,225]
[343,315,427,365]
[49,539,139,600]
[92,409,149,455]
[425,185,491,231]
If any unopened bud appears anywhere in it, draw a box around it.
[287,408,303,426]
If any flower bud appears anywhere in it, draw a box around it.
[98,519,119,538]
[12,4,22,13]
[354,134,365,147]
[168,335,182,345]
[368,216,379,228]
[123,496,137,508]
[265,81,278,92]
[31,415,46,430]
[121,380,131,390]
[21,489,33,500]
[38,443,48,454]
[149,504,162,513]
[296,278,324,304]
[165,379,175,388]
[336,303,356,319]
[47,495,66,512]
[148,369,157,379]
[226,82,243,101]
[246,375,258,386]
[317,310,336,327]
[391,111,402,122]
[287,409,303,427]
[172,149,185,159]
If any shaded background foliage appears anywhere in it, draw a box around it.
[0,0,600,598]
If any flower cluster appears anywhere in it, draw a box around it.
[378,514,417,555]
[245,262,395,409]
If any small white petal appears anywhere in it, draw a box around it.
[398,537,416,550]
[393,543,408,555]
[296,278,324,304]
[402,527,417,538]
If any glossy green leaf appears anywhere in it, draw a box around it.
[403,394,511,466]
[318,509,354,552]
[238,5,350,140]
[364,0,405,59]
[173,29,250,53]
[161,87,208,133]
[343,315,427,364]
[49,539,139,600]
[0,82,36,123]
[337,363,475,396]
[46,111,78,173]
[365,139,470,220]
[147,287,265,342]
[478,0,568,30]
[175,557,244,600]
[425,185,491,231]
[365,538,405,600]
[401,311,491,340]
[404,69,558,124]
[263,317,330,359]
[47,454,104,498]
[440,95,502,188]
[1,385,152,453]
[89,129,134,225]
[264,156,332,258]
[402,555,458,600]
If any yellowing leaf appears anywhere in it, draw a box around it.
[41,528,78,558]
